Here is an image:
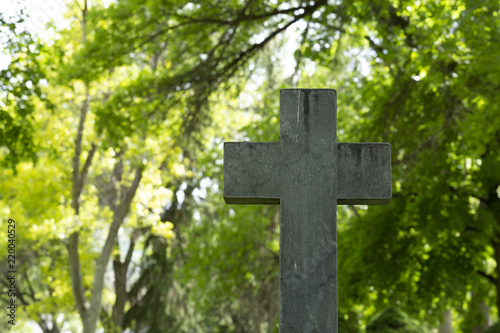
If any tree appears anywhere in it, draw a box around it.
[312,0,500,327]
[56,1,340,331]
[3,0,499,331]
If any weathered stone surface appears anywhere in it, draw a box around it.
[224,142,391,205]
[223,89,391,332]
[337,143,391,205]
[223,142,280,204]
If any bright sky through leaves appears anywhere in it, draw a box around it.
[1,0,68,69]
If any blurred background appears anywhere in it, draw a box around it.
[0,0,499,332]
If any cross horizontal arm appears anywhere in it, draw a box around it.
[224,142,391,205]
[337,143,391,205]
[223,142,280,204]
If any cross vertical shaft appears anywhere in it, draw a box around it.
[279,90,338,331]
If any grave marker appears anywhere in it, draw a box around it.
[224,89,391,332]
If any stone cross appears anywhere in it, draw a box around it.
[223,89,391,332]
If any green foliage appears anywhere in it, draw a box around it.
[366,307,424,333]
[339,313,362,333]
[485,322,500,333]
[0,11,48,167]
[319,0,500,326]
[3,0,500,331]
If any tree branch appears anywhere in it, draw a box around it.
[124,230,139,269]
[86,166,143,332]
[69,42,91,320]
[79,142,97,193]
[109,152,124,212]
[68,231,88,320]
[81,0,87,44]
[71,90,90,215]
[348,205,360,218]
[24,272,38,302]
[477,270,497,285]
[111,230,138,330]
[217,0,328,82]
[170,1,320,25]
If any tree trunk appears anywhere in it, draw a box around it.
[472,294,493,333]
[480,302,492,328]
[495,237,500,314]
[83,167,143,333]
[110,233,137,332]
[39,315,61,333]
[111,260,126,332]
[439,309,453,333]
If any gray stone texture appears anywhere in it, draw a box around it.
[223,89,391,332]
